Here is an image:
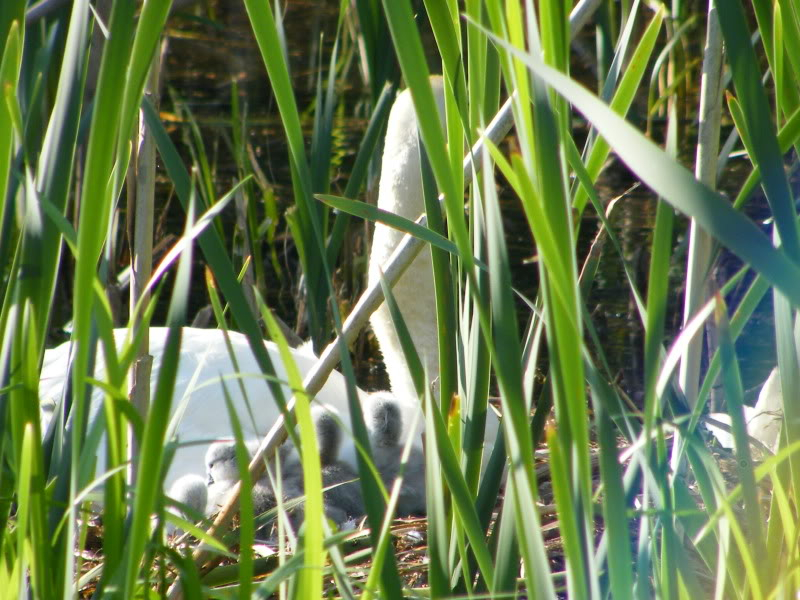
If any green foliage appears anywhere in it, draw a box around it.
[2,0,800,598]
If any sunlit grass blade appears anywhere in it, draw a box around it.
[116,192,195,597]
[374,271,448,594]
[481,138,554,598]
[260,302,325,600]
[496,41,800,304]
[32,0,89,359]
[67,3,139,593]
[0,19,22,241]
[325,81,396,262]
[591,371,634,600]
[717,1,799,259]
[353,0,397,99]
[318,194,460,258]
[242,0,330,348]
[420,135,459,417]
[715,295,767,584]
[380,0,470,270]
[142,98,288,408]
[423,0,467,122]
[115,0,173,164]
[574,4,665,212]
[220,385,255,599]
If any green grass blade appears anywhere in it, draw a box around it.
[260,305,325,600]
[716,0,799,261]
[117,209,193,597]
[497,43,800,304]
[143,98,288,409]
[715,297,767,582]
[380,0,470,273]
[318,194,460,258]
[0,19,22,236]
[220,385,255,600]
[482,145,555,598]
[242,0,330,348]
[33,0,89,355]
[326,81,396,262]
[591,373,635,600]
[574,5,665,212]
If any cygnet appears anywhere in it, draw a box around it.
[204,440,274,517]
[315,409,365,522]
[369,397,426,516]
[165,473,208,535]
[278,408,365,527]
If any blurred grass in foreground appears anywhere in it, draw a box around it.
[2,0,800,598]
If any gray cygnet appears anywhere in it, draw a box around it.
[279,408,365,527]
[204,440,274,517]
[165,473,208,535]
[315,409,365,522]
[369,398,426,516]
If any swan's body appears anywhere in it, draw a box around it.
[707,367,783,453]
[39,76,499,503]
[39,327,385,490]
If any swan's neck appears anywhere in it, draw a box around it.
[368,79,445,401]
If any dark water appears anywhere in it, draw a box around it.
[118,1,779,404]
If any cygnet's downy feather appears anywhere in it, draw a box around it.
[369,398,426,516]
[277,408,365,528]
[165,474,208,535]
[204,440,275,517]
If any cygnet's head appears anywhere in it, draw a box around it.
[314,408,342,466]
[281,407,345,469]
[370,398,403,448]
[206,441,244,486]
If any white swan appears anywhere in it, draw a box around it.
[39,327,370,490]
[39,76,498,493]
[706,367,783,453]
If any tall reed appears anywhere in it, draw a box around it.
[2,0,799,598]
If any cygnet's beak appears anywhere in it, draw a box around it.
[207,473,214,486]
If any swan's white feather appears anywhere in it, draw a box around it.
[707,367,783,453]
[39,327,423,490]
[367,77,446,403]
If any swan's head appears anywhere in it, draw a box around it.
[369,396,403,448]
